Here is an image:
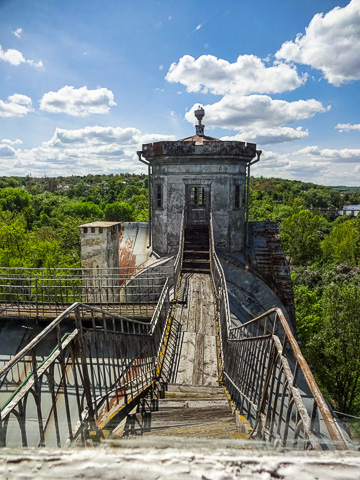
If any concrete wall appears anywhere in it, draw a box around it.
[151,157,247,255]
[79,221,121,271]
[80,221,154,272]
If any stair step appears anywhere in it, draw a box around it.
[166,384,225,395]
[182,267,210,274]
[183,258,210,264]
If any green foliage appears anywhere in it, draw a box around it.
[322,220,360,265]
[281,210,327,265]
[0,187,31,213]
[104,202,134,222]
[0,173,148,269]
[304,283,360,413]
[293,285,323,344]
[53,200,103,221]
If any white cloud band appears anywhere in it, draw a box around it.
[40,86,116,117]
[166,54,305,95]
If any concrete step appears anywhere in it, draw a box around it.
[184,242,209,250]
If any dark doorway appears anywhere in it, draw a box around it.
[186,185,210,225]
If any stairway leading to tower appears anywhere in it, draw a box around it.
[119,271,251,440]
[182,225,210,274]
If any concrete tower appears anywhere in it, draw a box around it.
[138,107,261,255]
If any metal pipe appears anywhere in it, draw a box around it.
[245,150,261,248]
[137,152,152,248]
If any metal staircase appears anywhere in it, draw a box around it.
[0,210,350,450]
[182,225,210,274]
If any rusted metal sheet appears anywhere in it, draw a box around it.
[248,222,296,327]
[118,222,152,271]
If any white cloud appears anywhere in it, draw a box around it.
[12,28,23,39]
[275,0,360,85]
[0,44,43,68]
[0,144,16,158]
[46,126,176,149]
[2,126,176,176]
[0,94,33,117]
[185,95,328,130]
[221,126,308,145]
[336,122,360,132]
[245,145,360,185]
[294,145,360,163]
[46,126,142,147]
[166,54,305,95]
[39,86,116,117]
[1,138,23,146]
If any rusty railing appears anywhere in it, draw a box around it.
[208,216,347,450]
[0,293,171,448]
[0,267,170,320]
[227,308,347,449]
[173,208,186,292]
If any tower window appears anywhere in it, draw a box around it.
[234,185,240,209]
[190,186,206,206]
[155,183,163,209]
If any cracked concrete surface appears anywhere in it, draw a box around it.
[1,440,360,479]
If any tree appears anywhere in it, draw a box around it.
[0,188,31,213]
[306,283,360,413]
[281,210,326,265]
[104,202,134,222]
[322,220,360,266]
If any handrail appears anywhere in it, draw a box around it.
[0,302,80,379]
[0,280,173,447]
[0,302,152,382]
[173,207,186,291]
[209,214,347,449]
[149,278,169,335]
[209,213,231,332]
[230,307,347,449]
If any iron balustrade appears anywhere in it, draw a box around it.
[208,215,347,450]
[228,308,347,449]
[173,208,185,294]
[0,267,170,320]
[0,289,171,447]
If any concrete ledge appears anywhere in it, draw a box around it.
[1,440,360,479]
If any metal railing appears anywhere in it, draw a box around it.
[208,216,347,450]
[173,208,185,292]
[0,267,170,320]
[0,292,171,447]
[228,308,347,449]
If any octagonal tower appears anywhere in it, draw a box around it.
[138,107,261,255]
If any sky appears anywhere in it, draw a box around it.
[0,0,360,186]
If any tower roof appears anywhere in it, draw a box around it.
[178,133,221,145]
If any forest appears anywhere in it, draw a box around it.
[0,173,360,429]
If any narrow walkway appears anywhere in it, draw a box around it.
[121,273,250,440]
[166,273,218,386]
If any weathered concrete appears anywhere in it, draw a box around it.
[139,130,260,255]
[79,221,121,270]
[1,443,360,479]
[80,221,155,272]
[219,221,296,330]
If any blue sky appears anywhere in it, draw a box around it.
[0,0,360,185]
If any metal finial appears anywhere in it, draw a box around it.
[194,105,205,136]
